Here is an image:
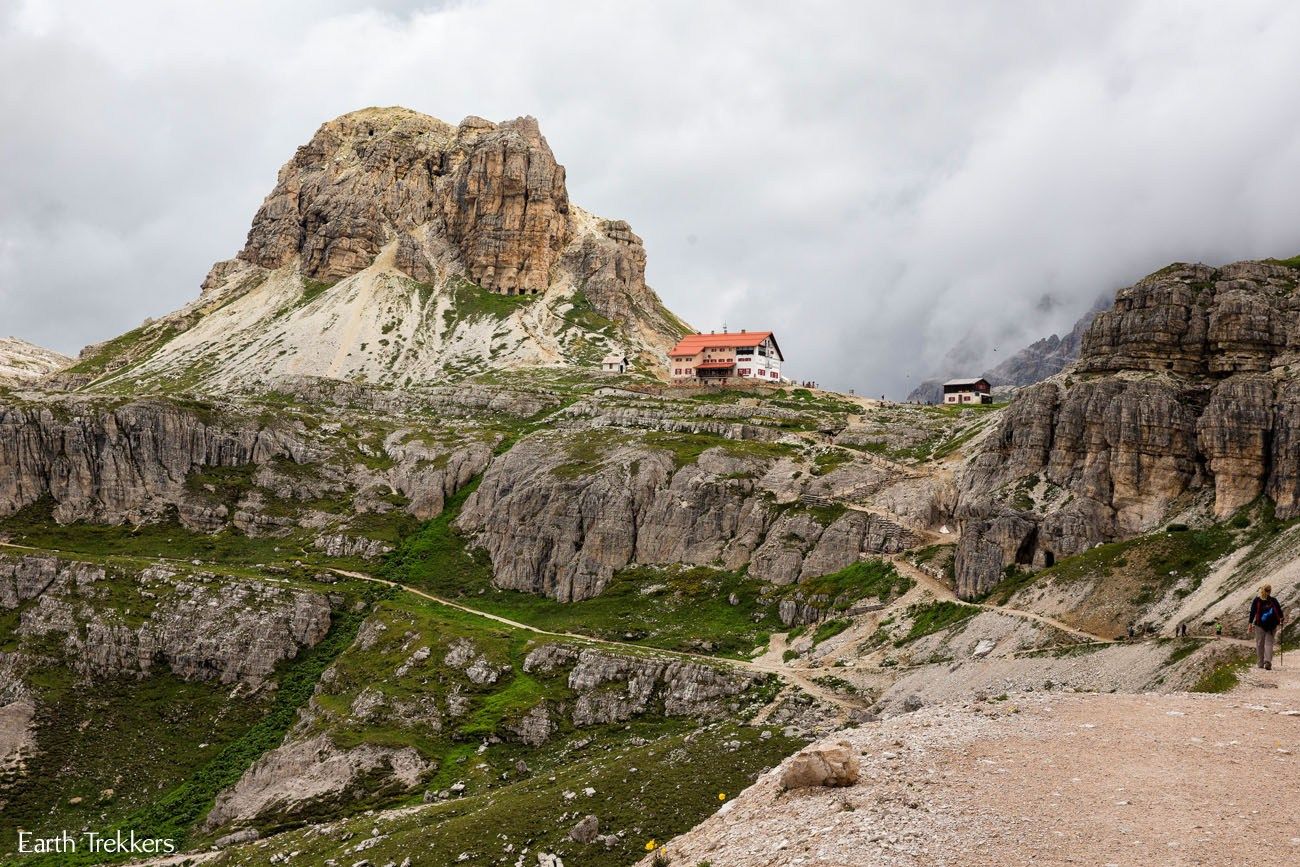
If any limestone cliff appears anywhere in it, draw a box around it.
[954,256,1300,597]
[57,107,689,394]
[457,427,916,601]
[0,386,492,542]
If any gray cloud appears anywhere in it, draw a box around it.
[3,0,1299,395]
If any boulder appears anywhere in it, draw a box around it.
[779,740,860,790]
[568,814,600,844]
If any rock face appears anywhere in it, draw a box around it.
[908,294,1111,403]
[63,107,689,393]
[0,337,70,387]
[778,740,860,789]
[3,554,332,686]
[458,431,915,601]
[240,111,569,294]
[954,258,1300,597]
[204,732,429,831]
[0,399,294,527]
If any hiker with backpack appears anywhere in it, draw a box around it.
[1247,584,1285,670]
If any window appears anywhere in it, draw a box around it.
[738,368,751,376]
[674,368,681,375]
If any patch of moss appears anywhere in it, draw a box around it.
[896,600,979,645]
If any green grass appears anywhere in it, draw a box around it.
[812,618,852,644]
[0,500,316,572]
[206,723,803,867]
[445,276,537,321]
[776,559,912,613]
[63,324,178,378]
[983,519,1240,606]
[642,431,797,471]
[896,601,979,645]
[1192,655,1250,693]
[0,673,264,851]
[1164,637,1203,665]
[299,277,334,305]
[1265,253,1300,269]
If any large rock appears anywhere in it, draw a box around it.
[523,644,761,727]
[238,109,568,293]
[70,107,688,393]
[0,393,490,530]
[204,732,429,830]
[779,740,860,790]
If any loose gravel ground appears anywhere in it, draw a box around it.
[643,667,1300,866]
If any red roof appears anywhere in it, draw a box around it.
[669,331,780,358]
[695,361,736,370]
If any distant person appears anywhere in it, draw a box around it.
[1215,620,1223,639]
[1248,584,1285,670]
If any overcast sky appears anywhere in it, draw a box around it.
[3,1,1300,395]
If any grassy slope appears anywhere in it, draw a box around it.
[1,602,364,866]
[209,722,802,867]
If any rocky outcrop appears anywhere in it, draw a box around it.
[954,258,1300,596]
[238,109,568,293]
[458,431,915,601]
[523,643,762,726]
[313,533,393,560]
[0,337,70,388]
[273,374,560,420]
[0,393,489,530]
[0,656,34,789]
[4,554,331,686]
[204,732,429,830]
[0,399,295,527]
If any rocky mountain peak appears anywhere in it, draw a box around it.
[237,107,570,294]
[62,107,690,393]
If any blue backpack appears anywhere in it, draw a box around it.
[1259,600,1280,630]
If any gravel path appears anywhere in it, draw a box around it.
[643,668,1300,866]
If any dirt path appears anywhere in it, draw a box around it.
[887,555,1117,645]
[645,668,1300,867]
[334,569,864,717]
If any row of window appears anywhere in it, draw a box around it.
[672,368,779,377]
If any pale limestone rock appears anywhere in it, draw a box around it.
[779,740,860,789]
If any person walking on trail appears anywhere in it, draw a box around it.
[1248,584,1285,670]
